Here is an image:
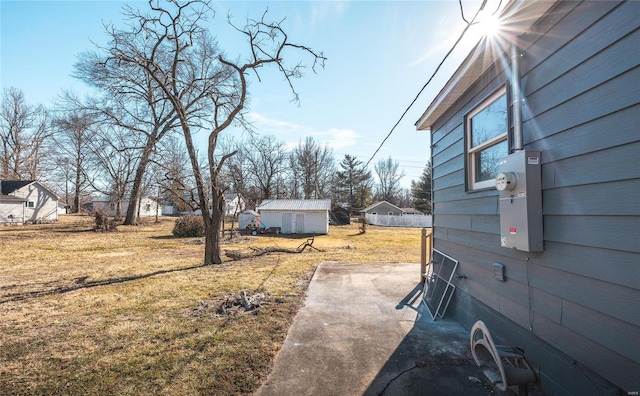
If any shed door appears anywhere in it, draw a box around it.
[295,214,305,234]
[281,213,292,234]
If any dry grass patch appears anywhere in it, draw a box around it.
[0,216,423,395]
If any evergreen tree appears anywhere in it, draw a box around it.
[411,160,432,214]
[335,154,371,209]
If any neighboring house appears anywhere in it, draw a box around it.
[224,193,245,216]
[400,208,424,215]
[361,201,404,216]
[416,1,639,394]
[0,180,60,224]
[362,201,432,227]
[257,199,330,234]
[92,196,160,218]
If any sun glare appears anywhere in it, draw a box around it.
[478,13,502,38]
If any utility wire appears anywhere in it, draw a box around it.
[364,0,489,169]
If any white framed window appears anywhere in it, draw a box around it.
[26,201,35,208]
[466,87,509,190]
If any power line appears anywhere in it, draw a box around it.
[364,0,489,169]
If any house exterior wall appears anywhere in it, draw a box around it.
[426,1,639,394]
[259,210,329,234]
[224,195,244,216]
[93,197,160,217]
[10,183,58,223]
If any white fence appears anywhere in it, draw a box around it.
[365,214,432,228]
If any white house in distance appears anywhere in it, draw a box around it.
[257,199,330,235]
[224,193,245,216]
[92,196,160,218]
[0,180,60,224]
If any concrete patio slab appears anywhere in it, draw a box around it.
[256,261,530,396]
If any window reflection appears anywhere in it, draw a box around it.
[476,140,508,181]
[471,94,507,147]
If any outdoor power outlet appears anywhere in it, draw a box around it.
[494,263,506,281]
[496,150,544,252]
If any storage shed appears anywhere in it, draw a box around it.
[257,199,330,234]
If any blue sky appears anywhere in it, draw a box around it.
[1,0,495,188]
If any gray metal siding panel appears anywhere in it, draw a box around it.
[519,1,619,76]
[542,241,639,289]
[431,169,464,191]
[522,2,635,94]
[431,123,462,156]
[432,138,463,168]
[431,154,463,180]
[528,309,640,391]
[544,180,640,215]
[522,66,640,145]
[528,262,640,328]
[541,142,640,189]
[544,215,640,253]
[561,299,640,363]
[435,196,498,215]
[526,105,640,163]
[433,183,495,203]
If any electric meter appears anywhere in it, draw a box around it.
[495,172,516,191]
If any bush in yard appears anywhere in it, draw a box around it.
[94,209,118,232]
[173,215,205,237]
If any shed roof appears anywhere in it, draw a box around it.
[257,199,331,212]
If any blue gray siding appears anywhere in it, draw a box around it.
[429,1,639,394]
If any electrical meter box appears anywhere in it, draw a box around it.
[496,150,543,252]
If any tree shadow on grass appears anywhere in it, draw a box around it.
[0,264,203,304]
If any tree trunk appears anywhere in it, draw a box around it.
[73,165,81,213]
[203,186,224,265]
[123,144,153,225]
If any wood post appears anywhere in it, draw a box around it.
[420,228,432,283]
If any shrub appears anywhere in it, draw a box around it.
[94,209,118,232]
[173,215,205,237]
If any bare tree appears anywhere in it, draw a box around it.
[85,124,140,219]
[95,0,325,265]
[245,135,288,200]
[74,26,182,225]
[155,135,197,212]
[52,109,95,212]
[291,136,334,199]
[0,87,52,180]
[219,137,258,209]
[374,156,405,205]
